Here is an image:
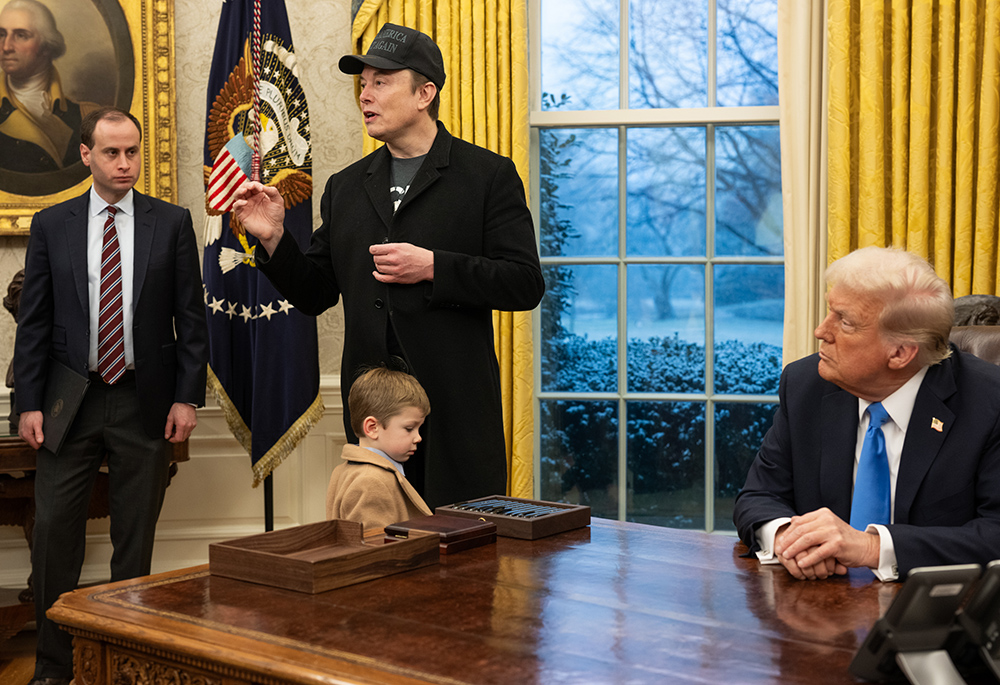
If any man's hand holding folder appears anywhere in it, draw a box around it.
[19,359,90,453]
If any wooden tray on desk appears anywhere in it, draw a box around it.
[208,519,439,593]
[436,496,590,539]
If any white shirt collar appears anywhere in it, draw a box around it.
[858,365,930,429]
[89,186,134,217]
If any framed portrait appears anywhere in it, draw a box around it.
[0,0,176,235]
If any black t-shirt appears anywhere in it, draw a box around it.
[390,154,426,213]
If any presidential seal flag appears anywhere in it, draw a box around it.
[203,0,322,486]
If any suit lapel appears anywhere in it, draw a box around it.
[895,360,956,523]
[819,388,859,520]
[364,122,451,224]
[398,121,450,212]
[397,157,441,213]
[66,194,90,316]
[132,192,155,305]
[364,148,394,230]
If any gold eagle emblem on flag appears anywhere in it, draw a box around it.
[204,38,312,269]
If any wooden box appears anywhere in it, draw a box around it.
[208,519,438,593]
[435,496,591,540]
[384,515,497,554]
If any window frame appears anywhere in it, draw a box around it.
[528,0,781,532]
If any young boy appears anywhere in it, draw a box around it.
[326,367,433,530]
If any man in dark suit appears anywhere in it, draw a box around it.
[734,246,1000,582]
[13,106,207,685]
[232,23,544,508]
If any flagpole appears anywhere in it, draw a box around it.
[251,0,271,531]
[264,474,274,531]
[250,0,262,182]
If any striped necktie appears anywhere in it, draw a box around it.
[98,205,126,384]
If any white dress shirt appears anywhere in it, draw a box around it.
[87,186,136,372]
[755,366,930,581]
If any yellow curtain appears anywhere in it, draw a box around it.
[351,0,534,498]
[827,0,1000,295]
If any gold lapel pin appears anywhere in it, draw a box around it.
[931,417,944,432]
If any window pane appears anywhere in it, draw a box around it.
[715,125,782,256]
[713,265,782,394]
[717,0,779,107]
[626,127,706,257]
[627,265,705,393]
[628,1,708,108]
[714,401,777,531]
[541,0,619,111]
[540,399,619,520]
[626,401,705,528]
[539,128,618,258]
[541,265,618,393]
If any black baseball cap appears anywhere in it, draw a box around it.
[339,23,446,90]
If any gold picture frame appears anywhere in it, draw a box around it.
[0,0,176,235]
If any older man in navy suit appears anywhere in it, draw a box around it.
[734,246,1000,582]
[13,106,207,685]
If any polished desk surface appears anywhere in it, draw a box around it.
[49,519,903,685]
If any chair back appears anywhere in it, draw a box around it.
[949,326,1000,366]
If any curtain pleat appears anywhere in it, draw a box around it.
[827,0,1000,299]
[827,0,853,262]
[953,0,979,294]
[976,2,1000,293]
[777,0,829,363]
[890,0,910,252]
[930,2,955,278]
[350,0,534,499]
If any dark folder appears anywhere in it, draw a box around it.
[384,515,497,554]
[40,358,90,455]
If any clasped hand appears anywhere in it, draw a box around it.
[773,507,880,580]
[369,242,434,284]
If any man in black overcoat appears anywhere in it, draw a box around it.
[233,23,543,508]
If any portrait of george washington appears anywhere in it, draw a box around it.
[0,0,133,197]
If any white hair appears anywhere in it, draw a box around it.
[1,0,65,60]
[825,246,954,366]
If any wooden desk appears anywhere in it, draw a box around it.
[49,520,911,685]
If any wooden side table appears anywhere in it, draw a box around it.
[0,436,188,643]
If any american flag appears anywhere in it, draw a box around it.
[203,0,321,488]
[206,134,252,214]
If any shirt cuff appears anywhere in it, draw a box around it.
[754,517,792,564]
[867,524,899,582]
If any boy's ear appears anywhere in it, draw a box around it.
[361,415,380,439]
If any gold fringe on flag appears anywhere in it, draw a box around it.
[207,366,325,487]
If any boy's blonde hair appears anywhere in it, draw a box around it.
[348,367,430,436]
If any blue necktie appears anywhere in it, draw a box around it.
[850,402,891,530]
